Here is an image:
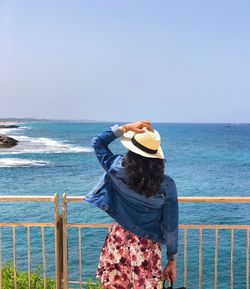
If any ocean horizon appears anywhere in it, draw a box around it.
[0,121,249,288]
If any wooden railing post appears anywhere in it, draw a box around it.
[58,215,64,283]
[54,193,62,289]
[62,193,69,289]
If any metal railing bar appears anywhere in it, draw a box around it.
[66,223,250,230]
[27,226,31,289]
[183,227,187,288]
[179,224,250,229]
[0,196,55,202]
[247,229,249,289]
[231,228,234,289]
[178,196,250,203]
[214,227,218,289]
[54,193,61,289]
[13,226,17,289]
[78,228,82,289]
[68,280,97,284]
[63,193,69,289]
[0,223,54,227]
[41,227,47,289]
[67,224,111,229]
[0,227,2,289]
[199,227,203,289]
[65,196,250,203]
[65,196,85,203]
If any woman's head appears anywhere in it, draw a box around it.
[122,150,165,198]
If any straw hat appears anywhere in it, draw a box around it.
[120,127,165,159]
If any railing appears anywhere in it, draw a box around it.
[0,194,62,289]
[63,195,250,289]
[0,195,249,289]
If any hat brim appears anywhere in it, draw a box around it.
[120,131,165,160]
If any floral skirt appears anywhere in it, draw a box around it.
[96,221,162,289]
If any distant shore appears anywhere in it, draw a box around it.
[0,118,249,124]
[0,118,107,123]
[0,121,20,126]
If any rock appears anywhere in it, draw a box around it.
[0,124,19,128]
[0,135,19,148]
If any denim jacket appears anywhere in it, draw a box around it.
[85,124,179,260]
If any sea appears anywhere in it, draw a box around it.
[0,121,249,288]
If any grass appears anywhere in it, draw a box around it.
[2,261,56,289]
[1,261,103,289]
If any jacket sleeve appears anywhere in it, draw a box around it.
[91,124,124,172]
[161,178,179,261]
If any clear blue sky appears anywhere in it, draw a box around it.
[0,1,249,123]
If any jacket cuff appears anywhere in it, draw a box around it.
[110,124,124,138]
[167,252,178,261]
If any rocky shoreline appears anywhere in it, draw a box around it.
[0,123,19,148]
[0,124,19,129]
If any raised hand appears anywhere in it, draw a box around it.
[124,120,154,133]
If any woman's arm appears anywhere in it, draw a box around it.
[91,124,124,172]
[162,178,179,282]
[163,183,179,260]
[92,120,153,172]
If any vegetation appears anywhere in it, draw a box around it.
[2,261,56,289]
[2,261,103,289]
[85,279,103,289]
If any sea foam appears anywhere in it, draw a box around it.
[0,158,49,167]
[0,132,93,154]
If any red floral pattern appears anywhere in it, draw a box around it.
[96,222,162,289]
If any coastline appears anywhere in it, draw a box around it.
[0,122,20,148]
[0,121,20,126]
[0,120,94,157]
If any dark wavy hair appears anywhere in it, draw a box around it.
[122,150,165,198]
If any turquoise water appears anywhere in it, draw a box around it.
[0,122,249,288]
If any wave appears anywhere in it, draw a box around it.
[0,125,31,135]
[0,134,93,154]
[0,128,23,135]
[0,158,50,168]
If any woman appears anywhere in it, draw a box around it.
[86,120,179,289]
